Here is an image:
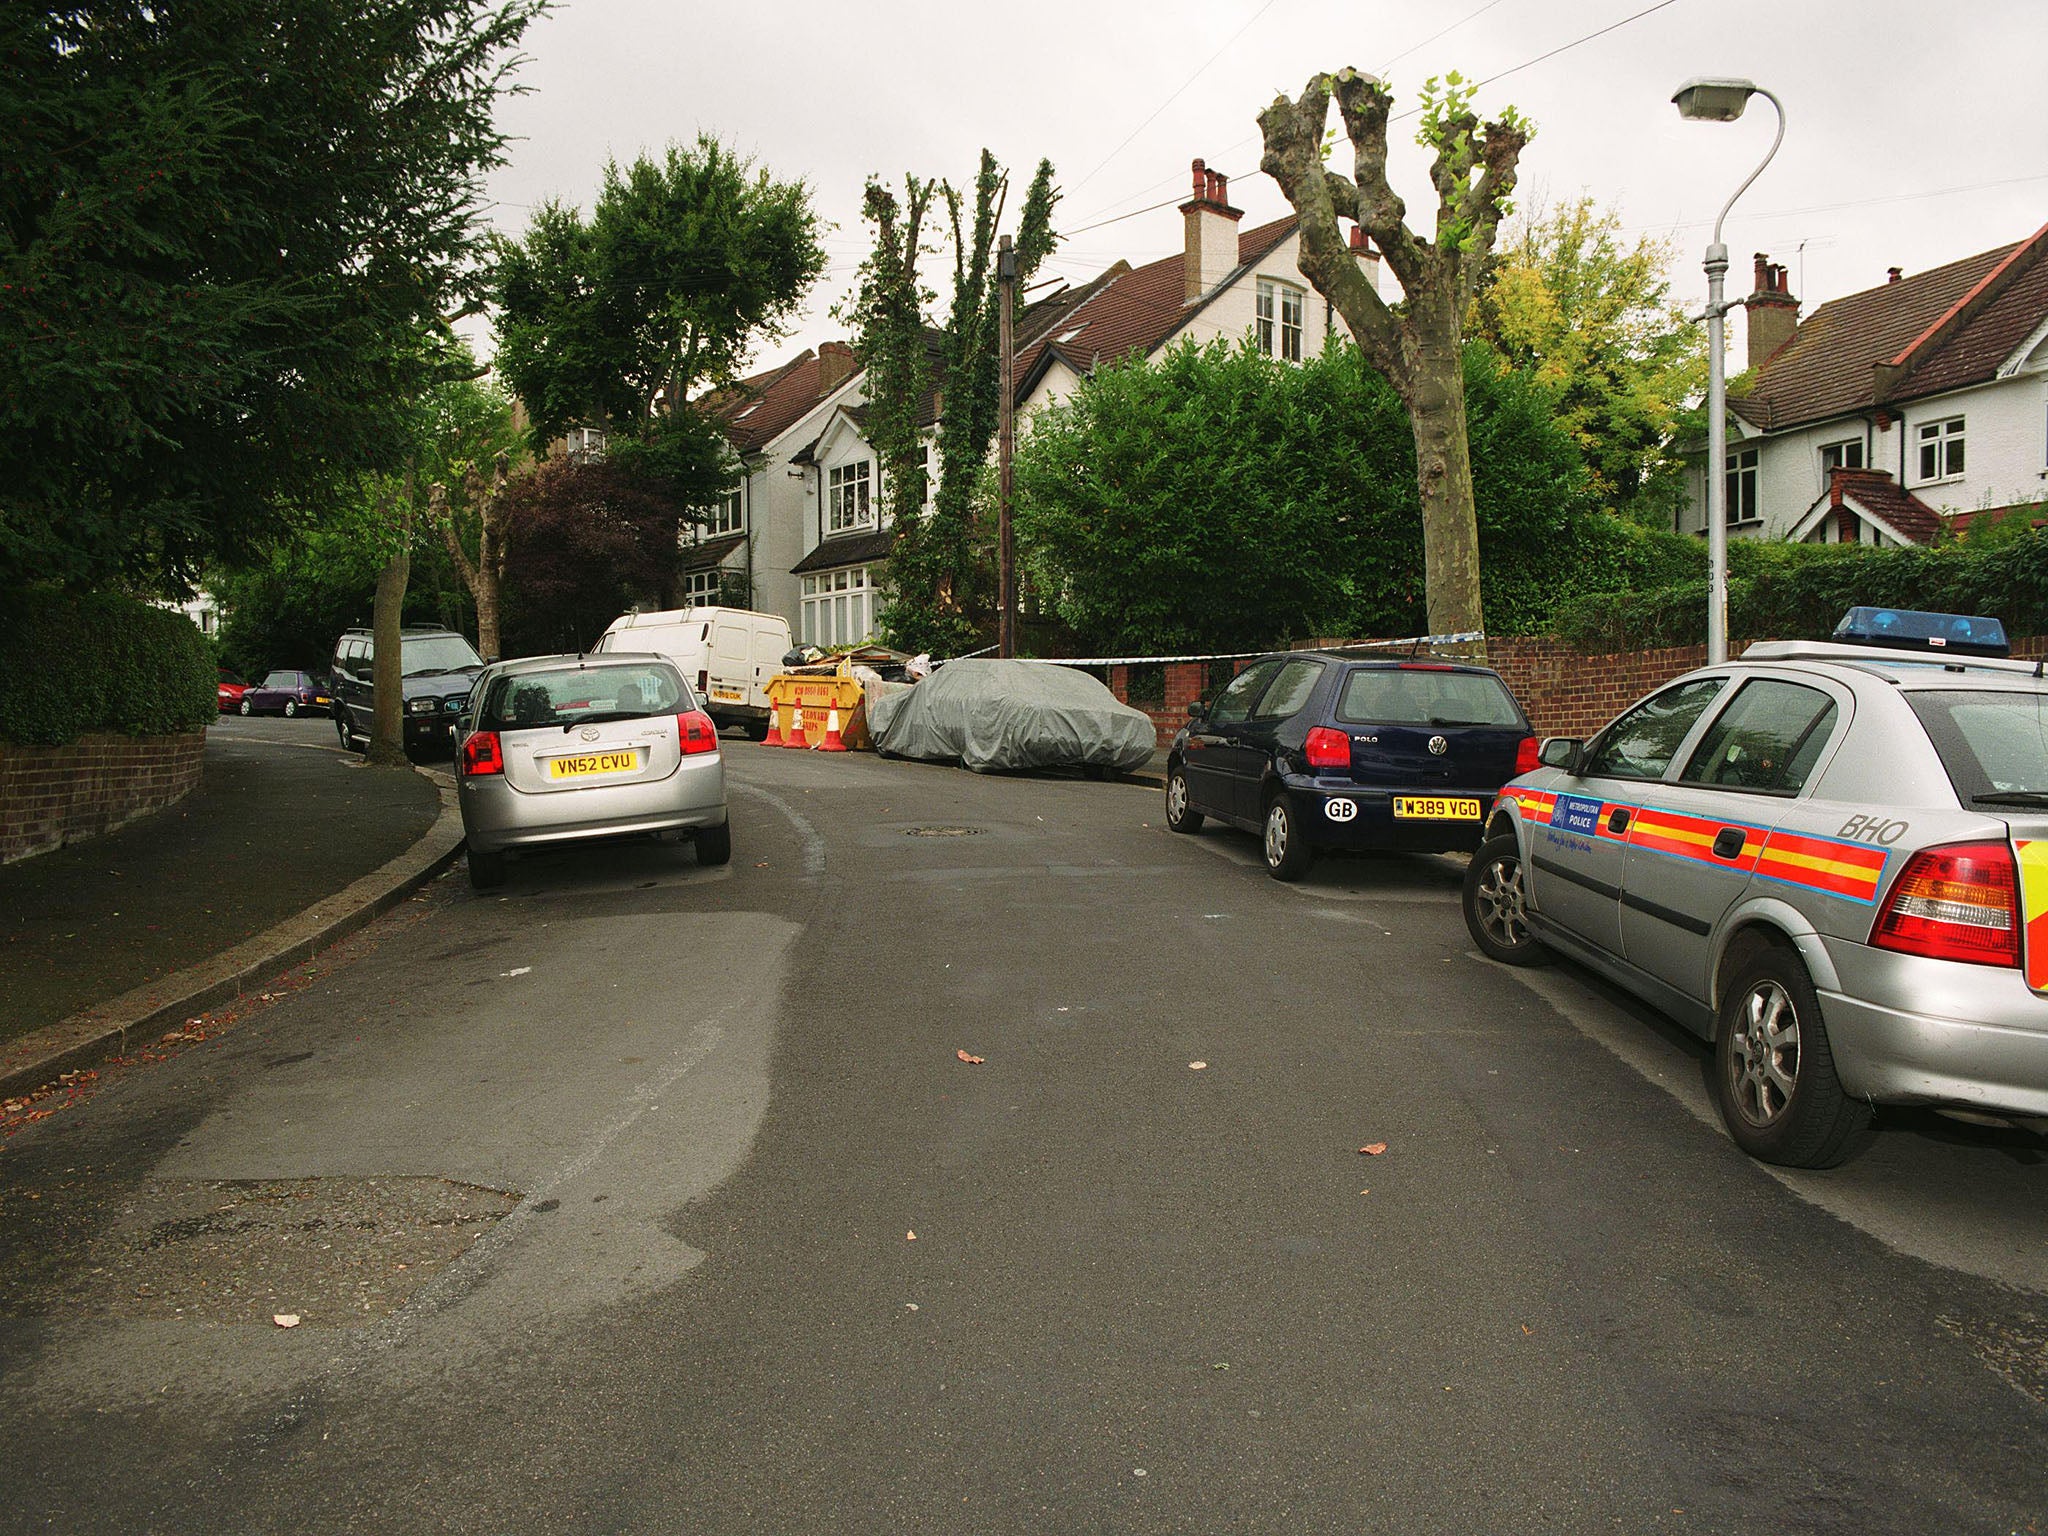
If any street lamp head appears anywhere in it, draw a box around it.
[1673,77,1761,122]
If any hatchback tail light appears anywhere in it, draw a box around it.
[1304,726,1351,771]
[1870,840,2019,967]
[1514,734,1542,774]
[678,710,719,755]
[461,730,504,777]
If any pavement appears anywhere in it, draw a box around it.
[0,716,461,1100]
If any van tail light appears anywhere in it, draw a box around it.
[1870,840,2019,967]
[461,730,504,777]
[678,710,719,755]
[1304,726,1351,771]
[698,669,709,696]
[1514,735,1542,775]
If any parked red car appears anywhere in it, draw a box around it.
[238,670,334,718]
[217,669,251,713]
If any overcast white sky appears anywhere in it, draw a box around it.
[476,0,2046,376]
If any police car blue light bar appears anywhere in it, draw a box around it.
[1831,607,2010,658]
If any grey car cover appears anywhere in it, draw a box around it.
[867,659,1156,773]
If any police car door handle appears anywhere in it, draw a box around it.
[1607,808,1631,834]
[1712,827,1746,859]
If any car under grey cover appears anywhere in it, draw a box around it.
[868,659,1156,773]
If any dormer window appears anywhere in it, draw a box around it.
[1256,278,1305,362]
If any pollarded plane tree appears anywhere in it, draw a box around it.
[1259,69,1530,644]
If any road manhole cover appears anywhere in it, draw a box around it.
[903,826,984,837]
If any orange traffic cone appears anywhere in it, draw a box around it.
[763,705,785,747]
[785,706,808,748]
[819,707,847,752]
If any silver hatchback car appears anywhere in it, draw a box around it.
[1464,609,2048,1167]
[455,653,729,890]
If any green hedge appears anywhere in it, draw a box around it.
[0,589,217,746]
[1548,528,2048,651]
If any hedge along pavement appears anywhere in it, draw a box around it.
[1545,520,2048,652]
[0,589,216,746]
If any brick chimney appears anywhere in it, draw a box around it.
[816,340,855,395]
[1744,253,1799,370]
[1348,226,1382,296]
[1179,158,1243,304]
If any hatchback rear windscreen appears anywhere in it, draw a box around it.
[1336,668,1522,728]
[480,663,688,731]
[1905,689,2048,802]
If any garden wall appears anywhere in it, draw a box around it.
[0,731,207,864]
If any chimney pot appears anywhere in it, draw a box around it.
[1754,253,1771,291]
[1887,266,1903,283]
[1191,158,1206,197]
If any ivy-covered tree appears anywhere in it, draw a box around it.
[1260,69,1529,642]
[1,0,545,591]
[842,151,1057,654]
[1469,196,1705,515]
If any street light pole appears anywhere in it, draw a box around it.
[1674,78,1784,665]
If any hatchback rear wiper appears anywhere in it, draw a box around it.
[1971,790,2048,807]
[560,711,647,731]
[1427,716,1489,727]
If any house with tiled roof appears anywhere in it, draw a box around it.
[691,156,1374,646]
[1015,159,1378,417]
[1682,223,2048,547]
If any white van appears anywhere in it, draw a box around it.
[593,606,792,738]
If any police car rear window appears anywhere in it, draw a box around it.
[1906,691,2048,802]
[1336,668,1521,727]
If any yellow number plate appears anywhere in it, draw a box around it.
[548,750,641,780]
[1393,795,1481,821]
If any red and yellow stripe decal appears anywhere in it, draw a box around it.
[1750,829,1888,905]
[1628,806,1765,871]
[1500,786,1557,822]
[2014,840,2048,991]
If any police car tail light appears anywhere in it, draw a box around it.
[1513,735,1541,774]
[460,730,504,777]
[677,710,719,755]
[1304,726,1350,770]
[1871,841,2018,967]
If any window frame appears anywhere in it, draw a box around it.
[1724,446,1761,526]
[1250,658,1325,722]
[827,460,875,535]
[1818,437,1865,476]
[1676,677,1843,798]
[1916,416,1966,483]
[1582,677,1731,783]
[1255,277,1307,362]
[1209,659,1282,726]
[703,488,744,538]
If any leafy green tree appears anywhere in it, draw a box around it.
[1260,69,1530,642]
[1014,336,1678,653]
[1,0,546,590]
[843,151,1057,654]
[1469,196,1706,514]
[497,462,691,655]
[491,137,828,446]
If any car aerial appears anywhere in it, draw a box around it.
[330,624,486,757]
[237,669,333,717]
[217,668,251,713]
[454,652,730,890]
[1463,607,2048,1168]
[1165,651,1539,880]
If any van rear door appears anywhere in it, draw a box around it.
[709,618,751,710]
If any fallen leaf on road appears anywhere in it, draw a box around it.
[1189,1061,1208,1071]
[1521,1324,1533,1335]
[500,967,532,978]
[273,1314,301,1329]
[955,1050,984,1065]
[1358,1142,1387,1156]
[906,1230,917,1241]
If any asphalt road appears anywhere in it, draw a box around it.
[1,743,2044,1534]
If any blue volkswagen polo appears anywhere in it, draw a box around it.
[1164,652,1539,879]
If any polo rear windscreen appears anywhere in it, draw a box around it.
[1336,669,1522,728]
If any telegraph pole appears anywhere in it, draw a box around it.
[997,234,1017,659]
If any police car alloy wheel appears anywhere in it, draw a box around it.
[1712,945,1871,1168]
[1462,833,1550,967]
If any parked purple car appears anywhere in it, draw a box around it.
[238,670,334,718]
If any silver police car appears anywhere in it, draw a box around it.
[455,653,730,890]
[1464,609,2048,1167]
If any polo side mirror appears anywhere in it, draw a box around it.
[1187,699,1210,721]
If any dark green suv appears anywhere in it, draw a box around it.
[331,624,486,757]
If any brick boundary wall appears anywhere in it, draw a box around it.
[0,730,207,865]
[1102,636,2048,749]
